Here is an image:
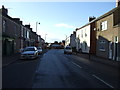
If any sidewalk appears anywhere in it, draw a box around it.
[2,49,49,67]
[2,53,20,67]
[74,52,120,69]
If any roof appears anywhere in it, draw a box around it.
[76,5,120,31]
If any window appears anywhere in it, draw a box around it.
[81,30,83,38]
[21,26,23,37]
[99,40,106,51]
[3,20,6,32]
[78,35,80,39]
[27,30,29,39]
[84,42,87,50]
[24,29,26,38]
[85,29,87,37]
[14,25,17,36]
[115,36,118,43]
[101,21,107,31]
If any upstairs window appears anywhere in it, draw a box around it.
[85,29,87,37]
[81,30,83,38]
[21,26,23,37]
[14,25,17,36]
[3,20,6,32]
[100,21,107,31]
[27,30,29,39]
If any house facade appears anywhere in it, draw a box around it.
[76,17,96,54]
[65,36,70,47]
[1,6,22,55]
[70,31,76,48]
[1,5,43,56]
[76,24,90,53]
[96,5,120,61]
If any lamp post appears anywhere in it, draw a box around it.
[65,34,67,47]
[45,34,47,42]
[36,22,40,34]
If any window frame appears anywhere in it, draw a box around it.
[100,21,108,31]
[3,19,6,32]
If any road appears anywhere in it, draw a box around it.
[32,49,119,88]
[2,49,120,89]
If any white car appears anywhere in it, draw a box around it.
[64,46,72,54]
[20,46,39,59]
[37,47,43,55]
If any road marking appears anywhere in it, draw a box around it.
[72,62,82,68]
[92,74,114,88]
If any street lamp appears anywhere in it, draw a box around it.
[45,34,47,41]
[36,22,40,34]
[65,34,67,46]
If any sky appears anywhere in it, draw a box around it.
[0,1,116,43]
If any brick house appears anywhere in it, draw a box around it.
[1,5,43,56]
[95,4,120,61]
[1,6,22,55]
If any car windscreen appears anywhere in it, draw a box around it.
[37,47,41,49]
[66,47,72,49]
[24,48,35,51]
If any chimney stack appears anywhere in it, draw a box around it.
[1,5,8,16]
[116,0,120,7]
[89,16,96,22]
[25,25,31,29]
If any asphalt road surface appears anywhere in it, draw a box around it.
[32,49,119,88]
[2,49,120,89]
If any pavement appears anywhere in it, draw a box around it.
[2,53,20,67]
[2,49,120,69]
[73,52,120,69]
[2,49,49,67]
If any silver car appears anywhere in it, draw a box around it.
[20,46,39,59]
[37,47,43,55]
[64,46,72,54]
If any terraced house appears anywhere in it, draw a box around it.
[96,1,120,61]
[1,6,21,55]
[75,0,120,61]
[1,6,43,56]
[76,17,96,54]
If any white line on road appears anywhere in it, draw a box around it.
[72,62,82,68]
[92,74,114,88]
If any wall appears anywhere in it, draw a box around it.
[65,36,70,47]
[76,29,80,51]
[96,14,118,60]
[79,25,90,53]
[70,34,76,48]
[90,21,96,54]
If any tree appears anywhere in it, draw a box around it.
[54,41,58,44]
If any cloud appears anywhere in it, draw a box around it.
[55,23,75,29]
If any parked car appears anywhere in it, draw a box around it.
[19,48,24,53]
[37,47,43,55]
[20,46,39,60]
[64,46,72,54]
